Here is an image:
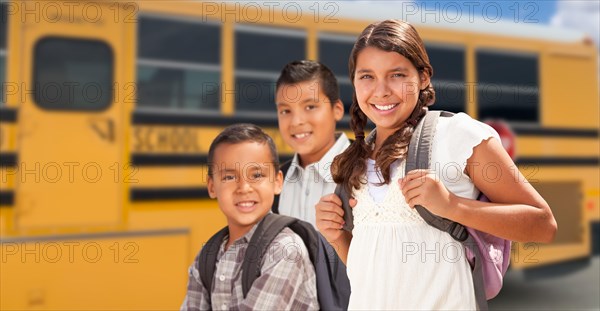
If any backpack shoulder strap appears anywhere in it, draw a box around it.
[405,110,440,173]
[289,219,352,310]
[336,183,355,232]
[405,110,469,241]
[405,110,454,171]
[241,213,297,297]
[407,111,488,309]
[272,159,293,214]
[198,226,229,292]
[287,220,319,264]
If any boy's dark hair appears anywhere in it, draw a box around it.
[276,60,340,105]
[207,123,279,176]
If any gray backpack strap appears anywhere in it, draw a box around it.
[336,183,355,232]
[198,226,229,292]
[405,111,469,241]
[404,110,437,176]
[406,110,488,310]
[241,213,297,298]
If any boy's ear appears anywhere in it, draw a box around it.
[274,170,284,195]
[333,100,344,121]
[207,176,217,199]
[419,71,431,90]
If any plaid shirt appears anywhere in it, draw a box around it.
[181,224,319,310]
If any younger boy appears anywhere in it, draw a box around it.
[181,124,319,310]
[275,60,350,227]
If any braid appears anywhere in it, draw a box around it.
[350,101,368,141]
[332,101,371,194]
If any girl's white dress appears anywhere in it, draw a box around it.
[347,113,500,310]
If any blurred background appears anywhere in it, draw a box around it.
[0,0,598,310]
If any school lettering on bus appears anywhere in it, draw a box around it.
[132,126,204,153]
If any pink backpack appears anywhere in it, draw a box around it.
[336,110,511,310]
[466,194,511,299]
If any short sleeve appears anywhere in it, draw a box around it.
[431,113,500,199]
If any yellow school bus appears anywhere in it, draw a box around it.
[0,1,598,309]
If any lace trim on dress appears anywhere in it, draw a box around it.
[352,161,426,225]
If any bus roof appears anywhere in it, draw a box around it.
[231,0,587,44]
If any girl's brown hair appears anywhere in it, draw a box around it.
[332,20,436,193]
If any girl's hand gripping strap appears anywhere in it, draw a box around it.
[406,110,487,310]
[405,110,469,241]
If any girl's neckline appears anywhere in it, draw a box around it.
[361,159,405,206]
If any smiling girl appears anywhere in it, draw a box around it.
[315,20,557,310]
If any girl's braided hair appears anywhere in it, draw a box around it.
[332,20,436,194]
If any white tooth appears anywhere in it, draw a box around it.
[375,104,396,111]
[238,202,254,207]
[294,133,309,138]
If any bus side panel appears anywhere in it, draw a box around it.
[510,165,597,269]
[542,49,600,128]
[129,200,226,263]
[0,232,189,310]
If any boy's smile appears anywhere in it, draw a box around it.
[207,141,283,241]
[234,199,259,213]
[291,131,311,140]
[276,80,344,167]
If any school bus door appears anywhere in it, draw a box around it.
[16,2,130,229]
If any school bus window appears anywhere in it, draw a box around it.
[477,51,539,122]
[0,55,5,101]
[137,15,221,111]
[138,16,220,64]
[426,45,466,113]
[235,25,305,113]
[235,75,277,112]
[235,25,306,72]
[431,80,465,113]
[137,66,219,110]
[318,33,355,78]
[0,1,6,50]
[319,33,355,113]
[34,38,113,111]
[1,1,6,105]
[339,83,354,113]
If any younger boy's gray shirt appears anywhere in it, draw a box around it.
[278,133,350,227]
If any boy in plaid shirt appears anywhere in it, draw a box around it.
[181,124,319,310]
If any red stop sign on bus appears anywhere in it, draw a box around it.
[484,120,516,160]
